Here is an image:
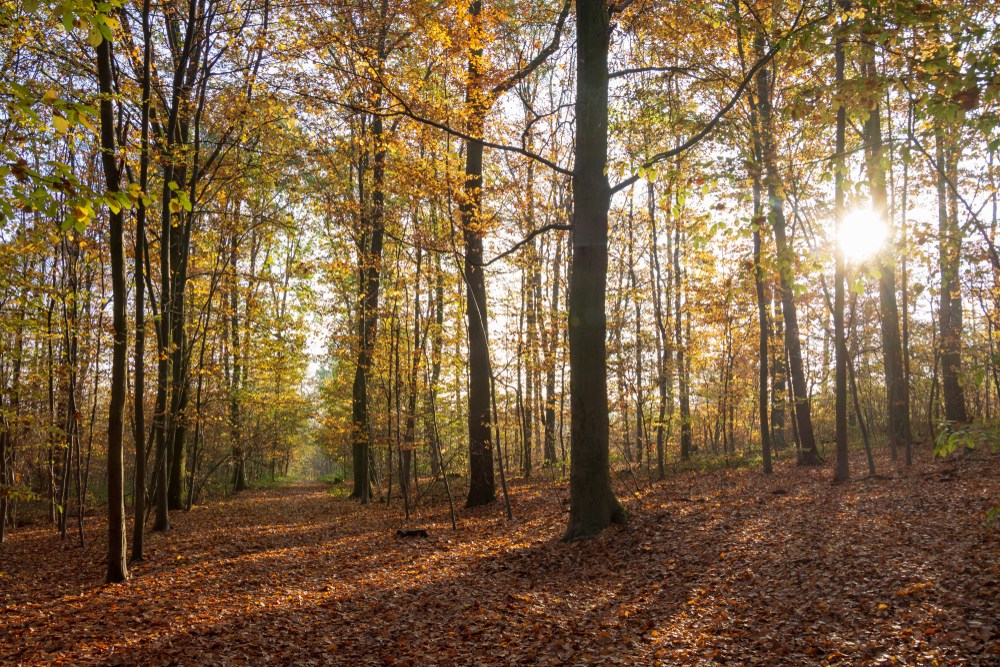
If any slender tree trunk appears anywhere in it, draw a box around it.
[131,0,151,560]
[675,208,691,459]
[523,242,535,477]
[757,53,819,464]
[901,101,913,462]
[96,34,128,583]
[833,32,849,482]
[228,236,247,493]
[402,248,423,505]
[937,131,968,424]
[649,183,670,480]
[746,43,772,473]
[863,51,906,463]
[848,295,876,476]
[770,298,786,450]
[629,204,644,468]
[543,233,561,464]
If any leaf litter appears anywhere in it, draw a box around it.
[1,447,997,666]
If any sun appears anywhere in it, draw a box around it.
[839,209,887,261]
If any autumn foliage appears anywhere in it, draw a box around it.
[2,447,998,665]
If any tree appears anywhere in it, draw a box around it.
[562,0,626,541]
[833,23,849,483]
[95,27,128,583]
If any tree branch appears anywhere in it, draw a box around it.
[478,223,572,267]
[610,10,828,195]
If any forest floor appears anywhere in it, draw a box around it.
[1,446,998,666]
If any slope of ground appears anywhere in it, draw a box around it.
[1,447,998,666]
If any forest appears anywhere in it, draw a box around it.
[0,0,998,662]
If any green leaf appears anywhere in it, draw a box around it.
[61,5,74,32]
[88,24,102,46]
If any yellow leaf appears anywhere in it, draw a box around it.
[88,24,102,47]
[43,88,59,103]
[78,113,95,133]
[53,115,69,134]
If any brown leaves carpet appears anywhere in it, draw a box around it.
[2,448,998,666]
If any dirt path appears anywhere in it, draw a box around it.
[1,449,998,666]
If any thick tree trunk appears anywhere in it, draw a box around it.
[462,0,496,506]
[96,34,128,583]
[167,220,193,508]
[351,110,386,503]
[563,0,624,541]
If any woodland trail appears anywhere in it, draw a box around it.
[1,448,998,666]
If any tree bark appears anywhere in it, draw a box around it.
[563,0,625,541]
[745,28,771,472]
[937,131,968,424]
[462,0,496,507]
[756,49,819,464]
[833,32,849,483]
[96,34,128,583]
[863,52,907,463]
[131,0,152,562]
[674,204,691,460]
[649,182,670,480]
[543,233,561,465]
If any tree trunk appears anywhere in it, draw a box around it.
[229,236,247,493]
[863,52,907,463]
[462,0,496,507]
[563,0,624,541]
[757,52,819,465]
[543,233,561,465]
[130,0,152,562]
[833,32,849,483]
[746,38,771,473]
[96,34,128,583]
[675,208,691,460]
[937,131,968,424]
[649,182,670,480]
